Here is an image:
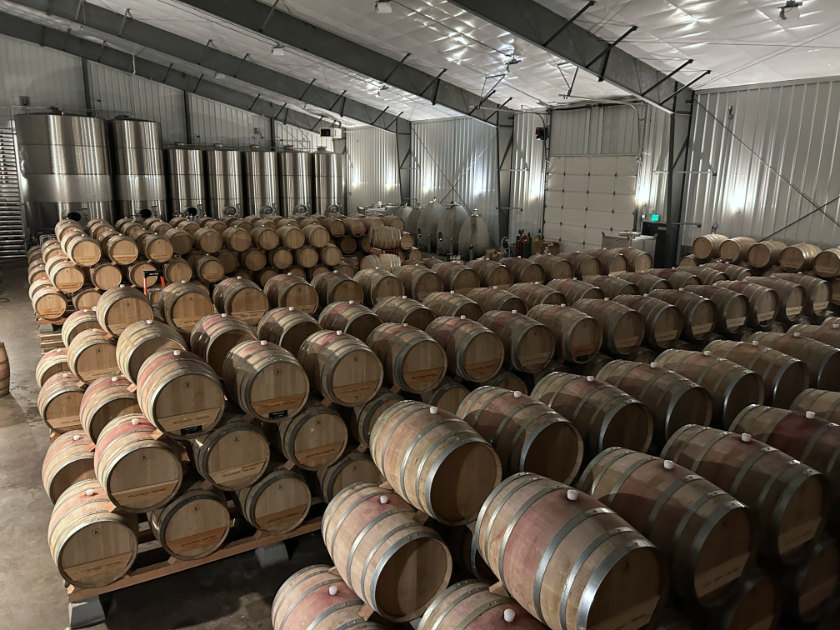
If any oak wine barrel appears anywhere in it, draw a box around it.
[41,431,96,503]
[649,288,717,341]
[745,331,840,390]
[613,294,683,350]
[507,282,565,308]
[79,375,141,442]
[617,271,668,292]
[693,233,727,261]
[720,237,756,263]
[704,261,752,281]
[557,252,601,278]
[780,242,821,272]
[713,280,777,329]
[432,261,481,294]
[353,268,402,306]
[425,316,504,383]
[67,328,118,383]
[372,295,436,329]
[190,416,271,490]
[813,247,840,279]
[393,265,443,300]
[115,319,186,383]
[236,465,310,535]
[772,273,830,317]
[350,390,402,447]
[189,313,257,375]
[95,285,153,336]
[419,580,545,630]
[212,276,269,325]
[35,348,69,386]
[316,451,382,503]
[37,372,85,433]
[367,323,447,393]
[257,307,321,356]
[572,298,645,356]
[499,257,544,283]
[423,291,483,320]
[156,281,213,334]
[584,249,628,275]
[272,404,348,470]
[529,253,573,279]
[465,287,526,312]
[421,377,470,414]
[264,274,318,314]
[477,310,555,374]
[188,253,225,284]
[318,301,383,341]
[61,309,100,347]
[467,258,513,286]
[748,240,787,269]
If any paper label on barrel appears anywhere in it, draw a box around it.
[160,408,218,432]
[694,552,749,598]
[65,551,135,583]
[778,518,823,555]
[589,595,659,630]
[167,527,228,554]
[268,409,289,420]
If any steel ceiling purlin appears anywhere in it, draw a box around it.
[446,0,690,114]
[173,0,512,125]
[8,0,410,136]
[0,12,326,134]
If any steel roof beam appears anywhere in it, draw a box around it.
[8,0,410,134]
[447,0,695,113]
[173,0,512,125]
[0,12,326,134]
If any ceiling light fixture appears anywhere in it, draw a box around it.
[271,44,285,56]
[779,1,803,20]
[374,1,393,14]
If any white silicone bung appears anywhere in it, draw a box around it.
[561,303,567,307]
[650,362,658,368]
[664,460,675,470]
[131,418,138,425]
[741,432,752,443]
[181,280,186,283]
[379,495,389,504]
[173,350,182,356]
[221,313,228,317]
[236,275,242,280]
[586,376,595,382]
[146,319,153,324]
[603,297,609,301]
[336,330,343,335]
[833,323,839,329]
[430,406,439,415]
[513,391,522,398]
[793,332,801,337]
[349,300,355,305]
[703,350,711,356]
[504,609,516,623]
[566,489,578,501]
[450,290,455,294]
[111,376,118,382]
[512,309,518,314]
[288,306,295,311]
[678,287,684,291]
[806,411,816,419]
[460,315,466,320]
[752,340,759,345]
[402,295,407,299]
[333,270,338,273]
[260,339,267,346]
[72,434,81,441]
[85,489,94,496]
[492,285,497,289]
[328,585,338,596]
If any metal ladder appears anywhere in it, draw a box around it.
[0,126,25,257]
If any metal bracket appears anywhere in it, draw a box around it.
[543,1,594,47]
[386,111,403,132]
[298,78,316,102]
[328,89,347,113]
[420,69,447,99]
[482,97,512,124]
[247,92,261,111]
[468,89,496,116]
[660,70,711,108]
[370,106,390,127]
[309,115,324,132]
[117,8,131,36]
[641,59,693,97]
[383,52,411,84]
[273,102,287,120]
[587,25,637,82]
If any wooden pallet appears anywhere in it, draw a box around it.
[38,323,64,352]
[66,515,322,603]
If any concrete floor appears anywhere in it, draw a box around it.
[0,259,331,630]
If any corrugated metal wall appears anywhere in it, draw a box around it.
[510,112,547,237]
[411,117,499,245]
[86,62,187,143]
[0,34,85,120]
[636,105,671,216]
[346,125,398,209]
[274,121,334,151]
[188,93,271,148]
[683,79,840,247]
[550,104,643,156]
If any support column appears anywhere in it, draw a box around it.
[396,120,412,205]
[496,112,515,246]
[662,89,694,266]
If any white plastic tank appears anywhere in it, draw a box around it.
[416,198,444,252]
[458,210,490,260]
[436,201,469,255]
[400,204,420,235]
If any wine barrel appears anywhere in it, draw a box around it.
[47,478,138,588]
[780,242,821,272]
[419,580,545,630]
[136,349,225,437]
[532,372,653,456]
[62,233,102,267]
[190,416,270,490]
[682,285,749,334]
[79,375,141,442]
[748,240,787,269]
[557,252,602,278]
[423,291,483,320]
[36,348,69,386]
[297,330,383,406]
[467,258,513,286]
[124,259,159,289]
[529,253,573,280]
[612,248,653,272]
[272,405,347,470]
[46,257,85,293]
[61,310,100,348]
[457,387,583,482]
[597,360,713,445]
[72,287,101,310]
[367,323,447,393]
[103,234,139,265]
[507,282,565,308]
[371,295,435,330]
[161,257,192,283]
[312,271,364,305]
[115,319,186,383]
[580,448,754,605]
[88,262,122,291]
[393,265,443,301]
[425,316,504,383]
[704,339,809,408]
[617,271,668,292]
[584,249,628,275]
[95,285,153,336]
[371,401,501,525]
[351,390,402,447]
[257,308,321,356]
[30,283,69,320]
[163,228,192,256]
[211,277,268,325]
[156,282,213,334]
[27,261,48,284]
[192,227,223,253]
[789,322,840,351]
[236,465,310,535]
[278,224,305,249]
[663,425,829,562]
[239,247,267,272]
[613,295,683,350]
[321,483,452,621]
[546,278,603,304]
[688,265,728,285]
[421,377,470,414]
[730,405,840,523]
[270,565,388,630]
[67,329,118,383]
[264,274,318,314]
[352,268,402,306]
[792,388,840,425]
[712,280,777,329]
[475,473,663,630]
[94,414,182,511]
[693,233,728,260]
[301,223,329,248]
[572,298,645,356]
[221,225,251,252]
[745,331,840,390]
[720,237,756,264]
[268,248,294,271]
[367,224,400,249]
[772,273,830,317]
[190,313,257,375]
[316,451,382,502]
[477,310,555,374]
[222,339,308,421]
[499,257,544,283]
[466,287,526,312]
[647,288,716,341]
[249,225,280,251]
[187,253,225,284]
[41,431,96,503]
[705,261,752,281]
[446,524,494,581]
[655,349,765,427]
[318,301,383,341]
[649,268,701,289]
[777,536,839,624]
[813,247,840,279]
[148,480,230,560]
[527,305,601,364]
[136,232,174,264]
[431,261,481,294]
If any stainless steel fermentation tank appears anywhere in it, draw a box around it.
[109,118,167,220]
[14,113,114,231]
[166,146,206,217]
[205,146,243,217]
[244,148,280,216]
[280,151,313,216]
[312,151,345,215]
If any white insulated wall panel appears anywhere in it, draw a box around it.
[346,125,399,209]
[274,121,334,151]
[510,112,547,238]
[188,93,270,147]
